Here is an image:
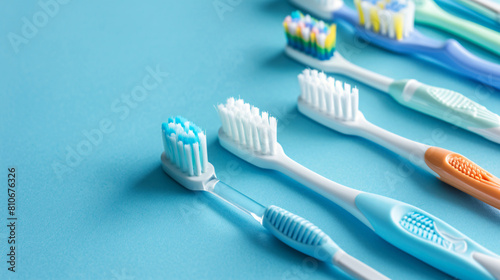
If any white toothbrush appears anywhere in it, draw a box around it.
[285,44,500,145]
[161,116,388,280]
[297,69,500,210]
[216,98,500,280]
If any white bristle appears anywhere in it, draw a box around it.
[169,135,178,165]
[317,33,326,48]
[236,115,246,146]
[192,142,201,176]
[298,69,359,121]
[177,141,186,172]
[198,132,208,173]
[217,98,278,155]
[361,2,371,29]
[379,10,390,36]
[351,88,359,121]
[301,27,311,41]
[185,144,194,176]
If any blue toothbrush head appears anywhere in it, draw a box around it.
[161,116,208,177]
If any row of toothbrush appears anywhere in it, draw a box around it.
[161,0,500,279]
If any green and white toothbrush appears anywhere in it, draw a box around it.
[414,0,500,56]
[286,46,500,144]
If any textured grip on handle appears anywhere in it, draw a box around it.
[262,206,388,280]
[430,39,500,90]
[355,192,500,280]
[424,146,500,209]
[388,79,500,143]
[263,205,340,261]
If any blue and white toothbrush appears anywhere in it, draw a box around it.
[216,98,500,280]
[161,116,388,280]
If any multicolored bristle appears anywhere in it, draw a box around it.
[354,0,415,40]
[298,69,359,121]
[162,116,208,176]
[217,98,278,155]
[283,11,337,61]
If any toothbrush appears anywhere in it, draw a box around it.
[297,68,500,209]
[286,2,500,90]
[437,0,500,25]
[415,0,500,57]
[160,116,388,280]
[283,12,500,144]
[216,98,500,280]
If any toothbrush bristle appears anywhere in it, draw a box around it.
[162,116,208,177]
[283,11,336,61]
[217,98,278,155]
[298,69,359,121]
[354,0,415,40]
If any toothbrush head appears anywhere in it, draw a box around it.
[283,11,337,61]
[217,97,278,156]
[161,116,215,191]
[354,0,415,40]
[288,0,344,20]
[298,69,359,122]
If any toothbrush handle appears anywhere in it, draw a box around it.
[275,155,370,226]
[333,250,389,280]
[388,79,500,143]
[423,39,500,90]
[417,3,500,56]
[435,0,500,25]
[424,146,500,209]
[355,192,500,280]
[262,205,389,280]
[458,0,500,23]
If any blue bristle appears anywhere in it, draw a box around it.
[291,10,301,20]
[162,116,206,176]
[183,133,197,145]
[189,124,202,135]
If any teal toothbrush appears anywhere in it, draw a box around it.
[414,0,500,56]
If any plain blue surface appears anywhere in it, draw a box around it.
[2,0,500,279]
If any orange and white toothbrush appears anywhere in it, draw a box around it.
[297,69,500,210]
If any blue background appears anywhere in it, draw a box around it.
[1,0,500,279]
